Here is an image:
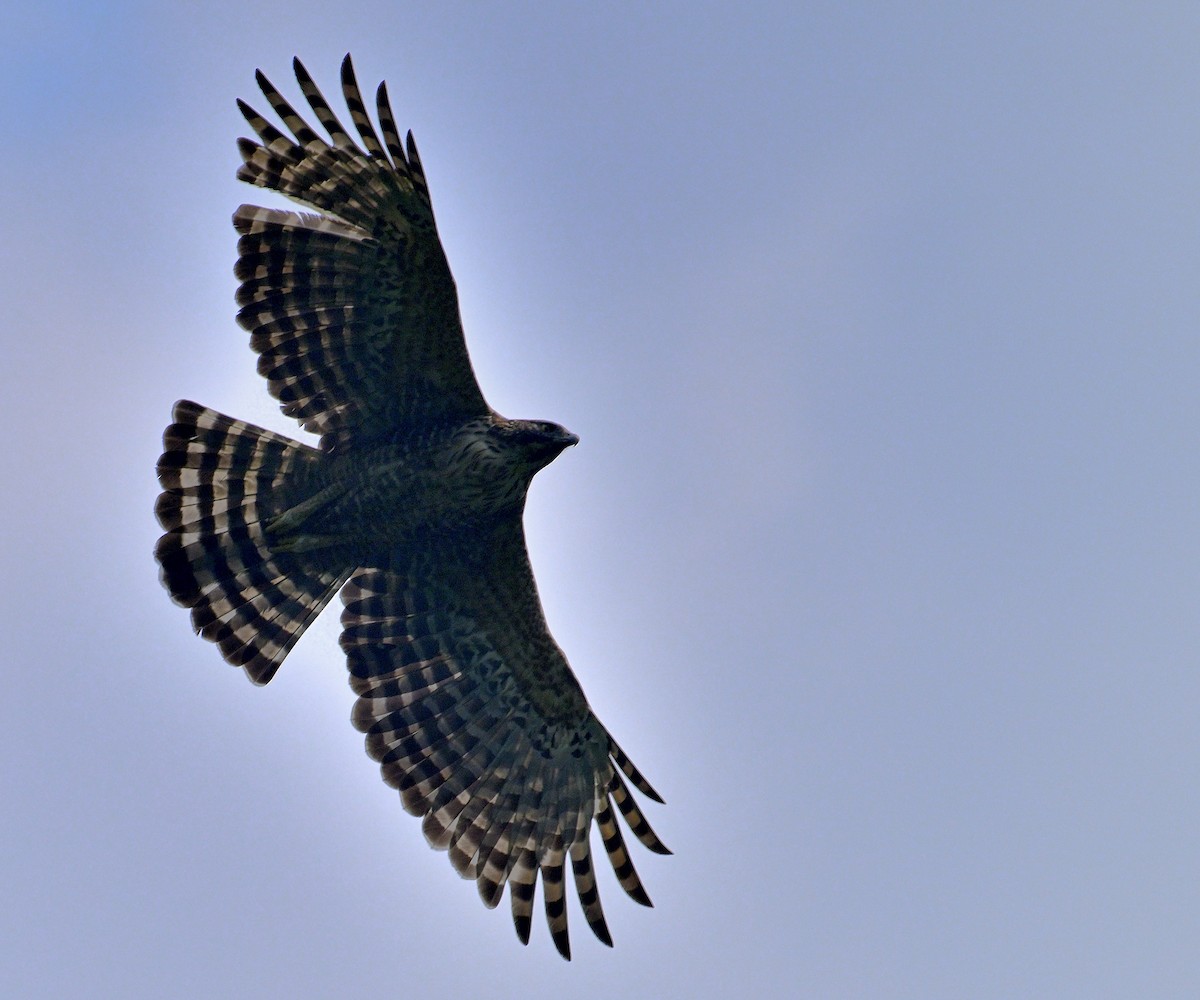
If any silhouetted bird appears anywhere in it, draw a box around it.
[154,55,667,960]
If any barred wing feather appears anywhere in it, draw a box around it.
[234,55,488,451]
[340,521,669,958]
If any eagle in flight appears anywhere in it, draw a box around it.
[154,55,667,959]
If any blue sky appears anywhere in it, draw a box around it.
[3,3,1199,997]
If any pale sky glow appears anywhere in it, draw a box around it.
[3,4,1199,998]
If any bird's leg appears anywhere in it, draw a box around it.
[264,480,349,551]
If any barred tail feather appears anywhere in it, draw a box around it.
[155,400,349,684]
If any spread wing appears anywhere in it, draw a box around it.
[340,519,669,959]
[233,55,489,452]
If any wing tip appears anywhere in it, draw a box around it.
[591,919,614,948]
[552,933,572,961]
[514,913,532,945]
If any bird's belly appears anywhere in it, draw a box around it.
[276,448,507,555]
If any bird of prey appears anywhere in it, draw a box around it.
[153,55,667,960]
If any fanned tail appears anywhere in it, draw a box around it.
[154,400,351,683]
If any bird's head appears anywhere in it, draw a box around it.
[501,418,579,473]
[450,416,578,514]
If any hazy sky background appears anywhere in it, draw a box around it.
[3,3,1199,997]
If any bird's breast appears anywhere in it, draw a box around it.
[300,435,526,551]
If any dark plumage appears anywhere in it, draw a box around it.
[153,55,667,959]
